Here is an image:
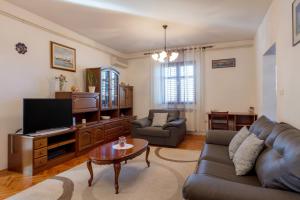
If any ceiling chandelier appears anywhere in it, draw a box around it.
[152,25,178,63]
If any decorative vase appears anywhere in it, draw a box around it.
[59,82,64,91]
[88,86,96,93]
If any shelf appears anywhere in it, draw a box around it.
[120,106,132,109]
[47,152,75,163]
[101,107,118,111]
[47,139,76,150]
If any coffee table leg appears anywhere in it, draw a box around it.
[146,146,150,167]
[87,160,93,187]
[114,162,121,194]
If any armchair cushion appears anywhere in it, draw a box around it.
[138,127,170,138]
[148,109,180,122]
[132,117,151,128]
[152,113,168,127]
[162,118,186,129]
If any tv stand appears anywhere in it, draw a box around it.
[8,91,136,175]
[27,127,71,137]
[8,127,77,175]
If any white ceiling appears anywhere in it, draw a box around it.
[8,0,273,54]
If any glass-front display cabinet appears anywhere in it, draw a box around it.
[86,67,119,111]
[101,68,119,110]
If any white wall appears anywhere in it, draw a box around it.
[262,54,277,121]
[204,46,257,113]
[255,0,300,127]
[127,58,152,118]
[127,44,257,129]
[0,2,127,170]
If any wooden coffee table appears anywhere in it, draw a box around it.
[87,138,150,194]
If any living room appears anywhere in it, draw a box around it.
[0,0,300,199]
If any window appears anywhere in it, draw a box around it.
[163,62,195,104]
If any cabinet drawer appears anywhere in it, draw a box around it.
[34,147,47,159]
[93,126,105,145]
[78,129,94,151]
[34,156,47,168]
[105,126,124,139]
[34,138,47,149]
[72,95,99,113]
[105,120,123,129]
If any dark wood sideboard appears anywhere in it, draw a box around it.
[8,91,135,175]
[208,112,257,131]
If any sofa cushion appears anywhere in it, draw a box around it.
[249,115,275,140]
[228,126,250,159]
[233,134,264,175]
[256,127,300,192]
[197,160,260,186]
[200,144,233,165]
[265,123,294,147]
[148,109,180,122]
[137,127,170,137]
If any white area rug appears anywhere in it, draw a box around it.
[7,147,199,200]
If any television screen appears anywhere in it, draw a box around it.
[23,99,72,134]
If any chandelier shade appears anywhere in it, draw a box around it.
[152,25,178,63]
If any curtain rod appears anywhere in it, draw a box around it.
[143,45,214,55]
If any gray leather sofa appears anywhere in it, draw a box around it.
[131,109,186,147]
[183,116,300,200]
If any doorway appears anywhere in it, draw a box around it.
[262,44,277,121]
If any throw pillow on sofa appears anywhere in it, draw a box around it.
[233,134,264,176]
[228,126,250,159]
[151,113,168,127]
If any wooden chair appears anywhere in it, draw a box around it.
[210,111,229,130]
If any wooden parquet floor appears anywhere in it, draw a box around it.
[0,134,205,200]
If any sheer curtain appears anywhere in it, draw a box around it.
[150,48,206,133]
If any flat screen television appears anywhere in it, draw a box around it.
[23,99,72,134]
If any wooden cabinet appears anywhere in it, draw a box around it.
[56,92,100,123]
[8,129,77,175]
[104,119,124,141]
[86,68,119,111]
[78,128,94,151]
[208,112,257,131]
[56,92,99,113]
[72,93,99,113]
[93,124,105,145]
[76,117,134,154]
[120,85,133,108]
[119,85,133,116]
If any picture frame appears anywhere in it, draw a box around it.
[293,0,300,46]
[212,58,236,69]
[50,41,76,72]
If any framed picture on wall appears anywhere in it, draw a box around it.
[212,58,236,69]
[50,41,76,72]
[293,0,300,46]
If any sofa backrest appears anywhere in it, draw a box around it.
[148,109,180,122]
[255,123,300,193]
[249,115,275,140]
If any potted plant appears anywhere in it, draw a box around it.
[55,74,67,91]
[87,71,96,93]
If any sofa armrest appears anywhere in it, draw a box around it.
[162,118,186,129]
[183,174,300,200]
[205,130,237,146]
[132,117,151,128]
